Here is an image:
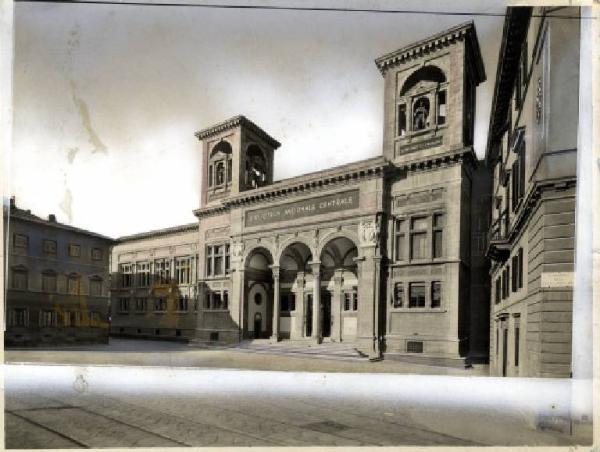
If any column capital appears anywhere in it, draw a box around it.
[269,264,280,280]
[308,261,321,274]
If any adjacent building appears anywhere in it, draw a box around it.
[109,223,199,340]
[111,21,492,364]
[485,7,580,377]
[4,197,114,345]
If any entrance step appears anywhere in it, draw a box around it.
[231,340,369,362]
[383,352,470,368]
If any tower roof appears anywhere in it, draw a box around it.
[375,21,486,84]
[194,115,281,149]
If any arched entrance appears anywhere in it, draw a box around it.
[320,237,359,342]
[243,247,274,339]
[278,241,313,340]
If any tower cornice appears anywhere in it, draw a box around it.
[375,20,486,84]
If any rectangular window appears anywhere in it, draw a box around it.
[136,262,150,287]
[406,341,423,353]
[175,257,191,284]
[437,90,446,125]
[153,297,167,312]
[395,219,406,261]
[207,244,228,277]
[40,310,58,327]
[154,259,171,284]
[10,308,28,327]
[42,272,57,292]
[67,276,80,295]
[432,213,444,258]
[214,246,224,275]
[225,244,230,273]
[511,255,519,292]
[90,279,102,297]
[91,248,103,260]
[43,239,57,256]
[11,269,28,289]
[409,282,426,308]
[62,311,71,327]
[13,233,28,251]
[514,320,520,367]
[208,164,213,187]
[431,281,442,308]
[495,278,501,304]
[518,248,524,289]
[120,263,133,287]
[118,298,130,313]
[397,104,407,136]
[135,298,146,312]
[90,312,101,328]
[392,282,404,308]
[410,217,428,260]
[343,289,358,311]
[227,158,232,183]
[68,244,81,257]
[177,296,189,312]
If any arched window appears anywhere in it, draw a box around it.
[397,65,447,137]
[208,140,232,188]
[246,145,267,189]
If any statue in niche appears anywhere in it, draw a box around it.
[246,149,267,189]
[413,97,430,131]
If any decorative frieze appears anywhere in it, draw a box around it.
[359,219,380,247]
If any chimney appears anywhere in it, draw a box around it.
[48,214,56,222]
[9,196,15,209]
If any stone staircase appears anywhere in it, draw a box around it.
[220,340,369,362]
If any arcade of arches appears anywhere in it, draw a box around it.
[243,237,358,342]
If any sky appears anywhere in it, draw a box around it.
[9,0,506,238]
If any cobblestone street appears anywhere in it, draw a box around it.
[4,357,590,448]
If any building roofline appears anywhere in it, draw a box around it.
[193,155,389,217]
[116,222,198,243]
[194,115,281,149]
[374,20,486,84]
[8,202,115,242]
[485,7,533,164]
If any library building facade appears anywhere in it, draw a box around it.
[111,21,492,363]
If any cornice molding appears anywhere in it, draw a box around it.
[194,115,281,149]
[374,21,486,83]
[116,222,198,243]
[394,147,478,173]
[225,157,390,207]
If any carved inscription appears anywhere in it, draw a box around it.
[205,226,230,239]
[396,135,443,156]
[395,188,445,208]
[245,190,359,227]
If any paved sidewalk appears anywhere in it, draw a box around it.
[5,338,488,375]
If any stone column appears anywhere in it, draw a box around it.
[230,241,245,342]
[332,269,344,342]
[293,272,305,340]
[270,265,280,342]
[310,261,321,343]
[357,218,382,360]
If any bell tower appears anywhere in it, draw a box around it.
[195,115,281,207]
[376,21,486,163]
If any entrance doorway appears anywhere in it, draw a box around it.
[305,294,313,337]
[321,291,331,338]
[253,312,262,339]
